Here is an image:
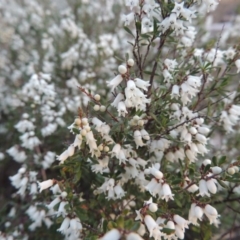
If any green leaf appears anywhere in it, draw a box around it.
[103,220,108,232]
[219,156,227,166]
[136,21,141,31]
[116,216,124,229]
[130,222,141,231]
[217,179,229,189]
[171,178,182,185]
[162,228,175,235]
[203,164,211,174]
[212,156,217,166]
[124,26,135,37]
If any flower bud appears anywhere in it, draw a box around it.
[233,166,239,173]
[74,118,81,126]
[94,94,101,101]
[211,166,222,174]
[118,65,127,74]
[98,144,103,151]
[228,167,235,175]
[81,129,87,136]
[166,220,175,230]
[127,58,135,67]
[203,159,211,166]
[150,168,163,179]
[189,127,197,135]
[104,146,109,152]
[100,105,106,112]
[93,105,100,111]
[149,203,158,212]
[82,118,88,125]
[100,229,121,240]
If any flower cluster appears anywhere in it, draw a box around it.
[1,0,240,240]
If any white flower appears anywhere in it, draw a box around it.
[114,184,125,199]
[125,0,139,10]
[145,178,160,197]
[164,59,178,71]
[57,150,69,164]
[188,203,199,226]
[225,47,236,60]
[206,178,217,194]
[198,179,210,197]
[150,166,163,179]
[134,78,150,91]
[159,17,170,33]
[171,85,180,99]
[161,183,174,202]
[172,1,184,17]
[58,217,70,234]
[140,129,150,140]
[173,214,189,230]
[126,232,144,240]
[204,204,220,226]
[195,205,204,220]
[99,229,121,240]
[141,17,153,34]
[134,130,145,148]
[38,179,54,192]
[235,59,240,73]
[107,74,123,91]
[111,93,124,108]
[175,224,184,239]
[122,12,135,26]
[67,144,75,157]
[144,215,161,238]
[117,101,128,117]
